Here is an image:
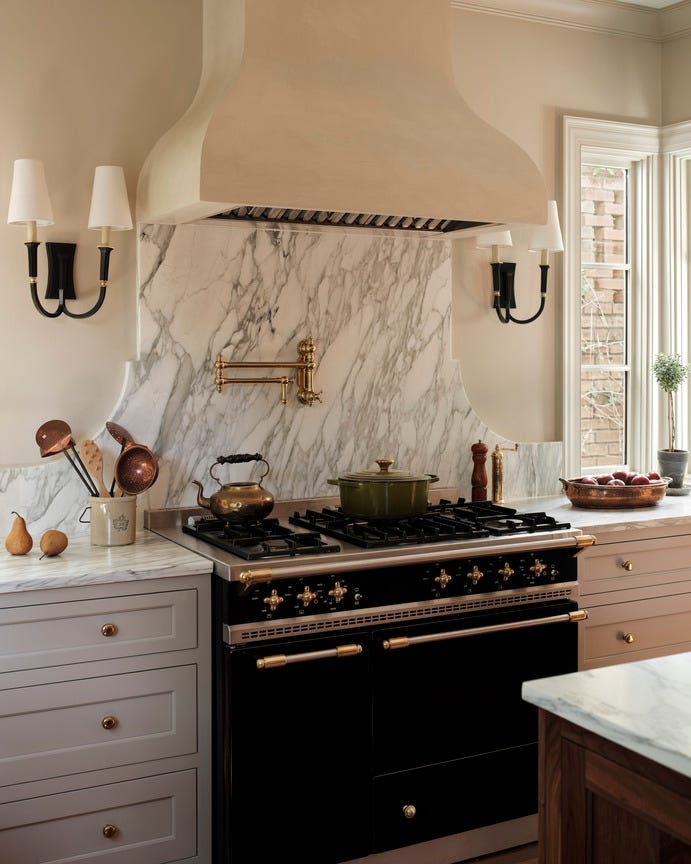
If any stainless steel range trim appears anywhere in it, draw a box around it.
[224,583,576,645]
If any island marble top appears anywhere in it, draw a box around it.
[522,651,691,780]
[0,529,213,594]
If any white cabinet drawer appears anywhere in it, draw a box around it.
[0,665,196,786]
[583,592,691,666]
[0,769,196,864]
[579,535,691,595]
[0,590,197,672]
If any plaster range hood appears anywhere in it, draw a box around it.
[137,0,548,235]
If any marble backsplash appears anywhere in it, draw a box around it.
[0,221,562,538]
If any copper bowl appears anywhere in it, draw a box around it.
[560,476,671,509]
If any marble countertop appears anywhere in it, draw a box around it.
[0,529,213,594]
[522,651,691,779]
[507,491,691,538]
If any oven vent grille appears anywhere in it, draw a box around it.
[229,587,575,644]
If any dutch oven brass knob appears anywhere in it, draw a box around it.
[102,824,118,839]
[622,560,634,572]
[402,804,417,820]
[101,715,118,730]
[101,623,118,638]
[622,633,635,644]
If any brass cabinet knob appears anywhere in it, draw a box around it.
[101,623,118,637]
[102,824,118,838]
[622,632,635,644]
[402,804,417,820]
[622,560,634,572]
[101,715,118,730]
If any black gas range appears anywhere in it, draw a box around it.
[146,492,594,864]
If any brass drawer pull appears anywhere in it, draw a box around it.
[402,804,417,820]
[102,824,118,838]
[101,715,118,730]
[622,632,635,644]
[621,560,634,572]
[101,623,118,637]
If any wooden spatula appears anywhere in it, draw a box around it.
[80,439,110,498]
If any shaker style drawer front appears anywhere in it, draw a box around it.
[583,593,691,665]
[0,665,197,786]
[579,536,691,594]
[0,590,198,672]
[0,769,196,864]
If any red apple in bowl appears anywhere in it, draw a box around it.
[578,476,598,485]
[624,472,638,484]
[630,473,650,485]
[607,478,626,486]
[612,470,628,482]
[647,471,661,481]
[595,474,614,485]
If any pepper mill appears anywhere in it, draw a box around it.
[471,440,488,502]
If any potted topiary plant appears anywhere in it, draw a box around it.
[653,352,690,489]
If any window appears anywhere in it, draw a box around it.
[563,117,659,479]
[564,116,691,479]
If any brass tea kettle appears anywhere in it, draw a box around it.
[192,453,274,523]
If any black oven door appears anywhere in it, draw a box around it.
[224,630,372,864]
[370,599,579,852]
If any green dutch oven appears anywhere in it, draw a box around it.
[328,458,440,519]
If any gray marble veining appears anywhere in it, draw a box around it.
[522,652,691,779]
[0,221,561,539]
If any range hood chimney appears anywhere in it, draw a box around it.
[137,0,548,234]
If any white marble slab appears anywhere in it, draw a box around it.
[522,651,691,779]
[507,492,691,538]
[0,530,212,594]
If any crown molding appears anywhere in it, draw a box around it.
[450,0,691,41]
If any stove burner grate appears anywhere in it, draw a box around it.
[289,498,571,548]
[182,516,341,560]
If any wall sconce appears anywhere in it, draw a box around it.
[7,159,133,319]
[477,200,564,324]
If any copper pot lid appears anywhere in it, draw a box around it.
[339,459,432,483]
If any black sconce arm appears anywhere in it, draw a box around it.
[25,241,112,319]
[492,261,550,325]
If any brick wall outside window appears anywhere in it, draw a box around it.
[580,166,627,470]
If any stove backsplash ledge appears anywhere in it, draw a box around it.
[0,222,561,537]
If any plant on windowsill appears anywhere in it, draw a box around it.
[652,352,690,489]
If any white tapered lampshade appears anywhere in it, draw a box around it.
[87,166,133,231]
[529,200,563,252]
[476,230,513,250]
[7,158,54,226]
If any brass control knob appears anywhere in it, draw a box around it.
[263,589,284,613]
[101,623,118,638]
[102,824,118,839]
[530,559,547,579]
[328,581,348,603]
[498,563,514,582]
[101,715,118,730]
[467,565,484,586]
[402,804,417,820]
[297,585,317,607]
[434,569,452,590]
[622,560,634,572]
[622,632,635,644]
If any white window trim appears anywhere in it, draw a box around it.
[563,115,660,478]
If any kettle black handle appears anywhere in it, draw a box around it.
[216,453,264,465]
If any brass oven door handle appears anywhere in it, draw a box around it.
[381,610,589,650]
[256,643,363,669]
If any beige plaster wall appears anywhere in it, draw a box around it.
[0,0,201,466]
[449,10,660,443]
[662,32,691,125]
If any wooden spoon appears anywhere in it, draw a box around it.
[80,439,110,498]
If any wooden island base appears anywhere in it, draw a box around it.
[537,709,691,863]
